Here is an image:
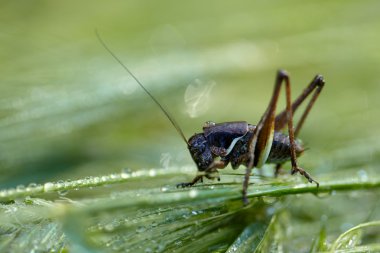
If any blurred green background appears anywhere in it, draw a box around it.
[1,0,380,251]
[1,0,379,187]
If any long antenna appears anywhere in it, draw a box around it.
[95,30,189,145]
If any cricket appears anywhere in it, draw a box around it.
[96,32,325,204]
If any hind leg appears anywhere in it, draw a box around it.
[273,74,325,178]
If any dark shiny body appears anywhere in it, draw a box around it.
[189,121,304,172]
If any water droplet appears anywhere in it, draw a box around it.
[16,184,25,192]
[357,169,368,182]
[122,168,132,173]
[121,168,131,179]
[189,189,198,198]
[44,182,55,192]
[110,173,118,179]
[149,169,156,177]
[28,183,37,188]
[58,190,69,196]
[7,188,15,196]
[104,224,115,231]
[56,180,64,188]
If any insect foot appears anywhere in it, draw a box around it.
[291,167,319,187]
[315,74,326,87]
[241,189,250,206]
[176,175,203,188]
[176,182,195,188]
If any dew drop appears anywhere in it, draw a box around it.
[16,184,26,192]
[58,190,69,196]
[28,183,37,188]
[357,169,368,182]
[189,189,198,198]
[56,180,64,188]
[149,169,156,177]
[110,173,118,179]
[121,169,131,179]
[104,224,115,232]
[44,182,55,192]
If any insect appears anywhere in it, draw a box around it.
[96,32,325,204]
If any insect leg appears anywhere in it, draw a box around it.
[276,72,319,186]
[273,74,325,176]
[274,163,283,177]
[176,160,227,188]
[176,175,203,188]
[243,70,290,204]
[274,74,325,136]
[244,70,322,204]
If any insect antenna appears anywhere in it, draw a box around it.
[95,30,189,145]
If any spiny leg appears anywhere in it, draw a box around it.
[243,70,291,204]
[176,175,203,188]
[177,160,227,188]
[274,74,325,136]
[274,163,283,177]
[273,74,325,178]
[278,72,320,186]
[243,70,323,204]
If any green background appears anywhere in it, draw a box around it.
[1,1,380,252]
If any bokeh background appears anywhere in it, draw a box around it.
[1,0,380,252]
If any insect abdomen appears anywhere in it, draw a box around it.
[266,131,304,164]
